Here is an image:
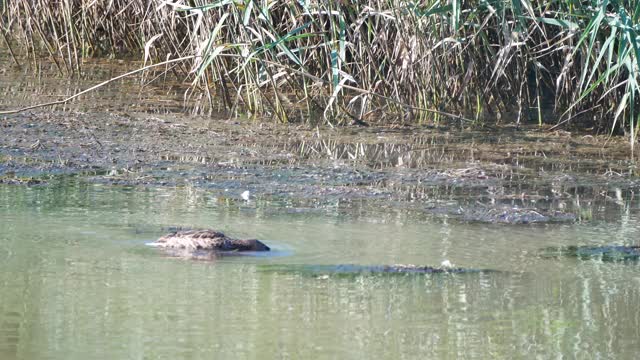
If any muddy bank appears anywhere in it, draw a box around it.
[1,110,639,222]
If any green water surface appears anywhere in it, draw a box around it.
[1,181,639,359]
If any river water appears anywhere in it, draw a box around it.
[2,180,640,359]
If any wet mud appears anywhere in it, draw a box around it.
[1,109,640,223]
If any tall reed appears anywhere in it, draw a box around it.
[1,1,638,144]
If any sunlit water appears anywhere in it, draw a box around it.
[1,181,640,359]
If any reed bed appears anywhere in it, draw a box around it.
[1,1,638,142]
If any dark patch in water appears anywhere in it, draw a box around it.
[259,264,498,277]
[541,245,640,262]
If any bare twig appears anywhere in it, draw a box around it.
[0,55,196,115]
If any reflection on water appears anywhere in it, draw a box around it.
[1,182,640,359]
[0,54,204,115]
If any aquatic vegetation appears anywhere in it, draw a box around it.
[0,176,46,186]
[461,206,577,224]
[541,245,640,262]
[1,1,638,142]
[259,264,497,277]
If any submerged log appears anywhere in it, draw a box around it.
[152,229,270,252]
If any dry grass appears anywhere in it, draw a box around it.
[1,1,638,144]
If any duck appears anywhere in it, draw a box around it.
[151,229,270,252]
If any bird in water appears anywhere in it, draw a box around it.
[150,229,270,252]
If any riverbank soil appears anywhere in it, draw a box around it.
[1,110,638,222]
